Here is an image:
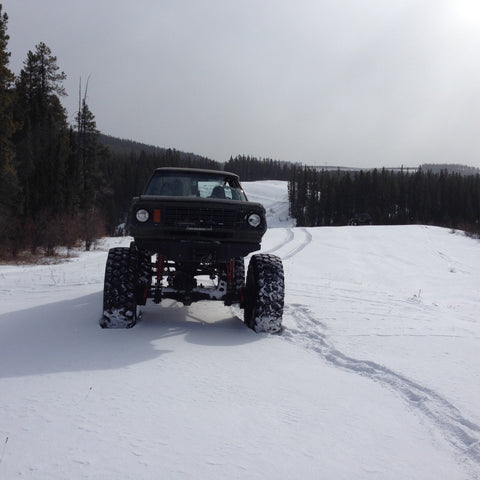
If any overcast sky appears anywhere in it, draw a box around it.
[3,0,480,168]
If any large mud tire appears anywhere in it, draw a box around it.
[101,247,139,328]
[233,257,245,295]
[228,257,245,299]
[133,244,151,306]
[244,254,284,333]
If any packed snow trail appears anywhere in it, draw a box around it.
[248,181,480,476]
[262,227,313,260]
[262,228,294,254]
[282,303,480,469]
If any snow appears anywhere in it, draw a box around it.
[1,181,480,479]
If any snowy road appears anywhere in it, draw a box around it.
[1,181,480,479]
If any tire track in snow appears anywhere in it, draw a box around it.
[281,228,312,260]
[263,227,312,260]
[283,304,480,471]
[263,228,294,254]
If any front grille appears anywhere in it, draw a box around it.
[163,206,245,229]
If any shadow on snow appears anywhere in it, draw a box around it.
[0,292,260,378]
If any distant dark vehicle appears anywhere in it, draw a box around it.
[348,213,372,226]
[101,167,284,333]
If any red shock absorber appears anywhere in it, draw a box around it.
[227,258,235,286]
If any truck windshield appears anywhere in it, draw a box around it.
[144,172,248,201]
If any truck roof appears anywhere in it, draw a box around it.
[152,167,239,178]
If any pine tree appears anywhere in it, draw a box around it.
[14,42,69,220]
[12,42,71,253]
[74,90,107,250]
[0,5,22,254]
[0,5,19,209]
[76,94,99,207]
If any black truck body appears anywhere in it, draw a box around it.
[101,167,284,333]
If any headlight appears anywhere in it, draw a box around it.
[247,213,261,228]
[136,209,149,222]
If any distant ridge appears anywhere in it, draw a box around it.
[99,134,480,176]
[419,163,480,175]
[310,163,480,175]
[99,134,168,156]
[311,165,418,173]
[98,134,217,165]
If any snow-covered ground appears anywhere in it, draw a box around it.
[1,181,480,479]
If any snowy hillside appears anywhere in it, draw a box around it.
[1,181,480,479]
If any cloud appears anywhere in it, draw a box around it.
[4,0,480,167]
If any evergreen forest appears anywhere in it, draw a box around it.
[288,166,480,232]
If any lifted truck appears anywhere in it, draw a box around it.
[101,167,284,333]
